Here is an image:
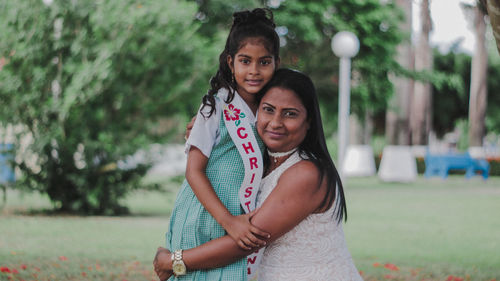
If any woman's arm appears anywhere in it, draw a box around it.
[156,160,327,271]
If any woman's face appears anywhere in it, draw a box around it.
[257,87,309,153]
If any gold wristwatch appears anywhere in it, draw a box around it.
[172,249,186,276]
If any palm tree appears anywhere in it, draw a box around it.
[386,0,413,145]
[409,0,433,145]
[466,2,488,146]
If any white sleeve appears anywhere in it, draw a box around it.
[184,100,221,158]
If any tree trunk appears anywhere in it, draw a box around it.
[386,0,413,145]
[484,0,500,54]
[468,5,488,147]
[410,0,432,145]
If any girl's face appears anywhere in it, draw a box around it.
[227,37,278,104]
[257,87,309,153]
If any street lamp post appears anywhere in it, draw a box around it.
[331,31,360,175]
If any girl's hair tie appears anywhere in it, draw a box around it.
[232,8,275,28]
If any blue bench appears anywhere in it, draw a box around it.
[0,143,16,184]
[424,152,490,179]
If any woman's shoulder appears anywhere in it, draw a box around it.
[279,159,322,193]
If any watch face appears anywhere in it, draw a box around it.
[173,262,186,275]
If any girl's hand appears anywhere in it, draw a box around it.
[224,211,270,250]
[153,247,173,281]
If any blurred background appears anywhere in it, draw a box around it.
[1,0,499,280]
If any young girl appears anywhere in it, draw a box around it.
[165,8,280,280]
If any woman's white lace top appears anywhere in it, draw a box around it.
[256,151,363,281]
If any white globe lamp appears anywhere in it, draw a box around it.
[331,31,360,176]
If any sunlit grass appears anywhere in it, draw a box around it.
[1,175,499,280]
[344,176,500,281]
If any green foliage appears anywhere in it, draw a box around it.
[432,46,500,136]
[0,0,218,214]
[485,60,500,133]
[431,49,471,137]
[270,0,404,131]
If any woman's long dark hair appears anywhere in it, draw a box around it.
[201,8,280,118]
[259,68,347,223]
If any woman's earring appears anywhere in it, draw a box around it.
[232,73,235,84]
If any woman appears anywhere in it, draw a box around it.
[154,69,363,281]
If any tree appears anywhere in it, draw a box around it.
[467,2,489,146]
[386,0,413,145]
[270,0,404,141]
[431,49,470,137]
[0,0,218,214]
[432,45,500,139]
[481,0,500,54]
[409,0,433,145]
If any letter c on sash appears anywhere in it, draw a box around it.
[237,127,248,139]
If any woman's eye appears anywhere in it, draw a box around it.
[240,59,250,64]
[260,60,271,65]
[284,111,297,117]
[262,106,273,112]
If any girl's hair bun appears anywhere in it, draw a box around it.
[232,8,276,28]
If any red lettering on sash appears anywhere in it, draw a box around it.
[247,255,257,264]
[247,268,252,275]
[249,157,258,169]
[244,201,251,212]
[237,127,247,139]
[244,187,253,198]
[250,173,255,184]
[242,142,254,154]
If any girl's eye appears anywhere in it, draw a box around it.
[240,58,250,64]
[260,60,272,65]
[284,111,297,117]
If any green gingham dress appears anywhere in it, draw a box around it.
[166,95,264,281]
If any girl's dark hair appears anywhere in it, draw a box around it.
[201,8,280,117]
[260,68,347,223]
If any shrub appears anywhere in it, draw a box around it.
[0,0,215,214]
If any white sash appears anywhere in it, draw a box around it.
[221,91,264,281]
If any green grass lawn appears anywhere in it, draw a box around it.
[1,175,499,281]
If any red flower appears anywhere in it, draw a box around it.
[0,267,11,273]
[384,274,396,279]
[11,269,18,274]
[384,263,399,271]
[373,262,382,267]
[223,104,241,121]
[20,264,27,270]
[59,256,68,261]
[81,272,87,277]
[454,277,463,281]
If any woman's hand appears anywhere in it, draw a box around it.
[223,210,270,250]
[153,247,173,281]
[185,116,196,140]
